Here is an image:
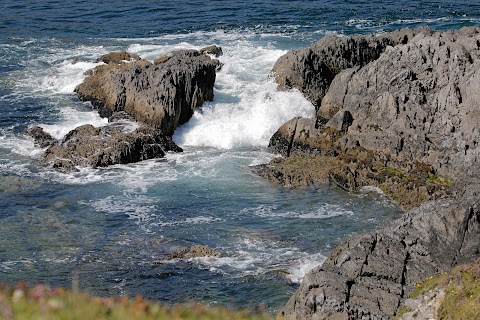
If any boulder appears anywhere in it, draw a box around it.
[95,51,141,64]
[41,122,181,172]
[76,49,222,136]
[280,198,480,319]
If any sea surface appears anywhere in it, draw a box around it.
[1,0,479,313]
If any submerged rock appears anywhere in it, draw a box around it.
[166,245,219,259]
[25,126,57,148]
[76,49,222,136]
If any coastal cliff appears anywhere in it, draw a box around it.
[261,27,480,319]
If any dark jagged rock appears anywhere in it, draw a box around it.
[272,27,430,108]
[41,123,181,172]
[25,126,57,148]
[75,49,221,136]
[281,198,480,320]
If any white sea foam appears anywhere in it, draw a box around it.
[190,236,325,284]
[39,106,108,140]
[242,203,353,219]
[173,42,315,149]
[40,60,101,94]
[285,257,324,284]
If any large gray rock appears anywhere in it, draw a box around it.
[281,198,480,320]
[75,49,221,136]
[270,27,480,320]
[40,122,181,172]
[272,28,429,108]
[271,27,480,180]
[25,125,57,148]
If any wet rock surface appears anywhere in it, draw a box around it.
[40,123,181,172]
[166,245,219,259]
[25,126,57,148]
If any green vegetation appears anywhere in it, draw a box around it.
[437,261,480,320]
[391,305,412,320]
[394,260,480,319]
[426,174,452,186]
[0,283,271,320]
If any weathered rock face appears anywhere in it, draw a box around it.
[75,49,221,136]
[272,27,429,108]
[281,198,480,320]
[268,27,480,320]
[40,122,181,173]
[265,27,480,206]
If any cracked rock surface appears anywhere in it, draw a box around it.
[281,198,480,320]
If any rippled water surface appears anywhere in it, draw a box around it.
[1,0,479,313]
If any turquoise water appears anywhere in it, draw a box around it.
[1,0,479,313]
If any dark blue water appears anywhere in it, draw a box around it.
[1,0,479,314]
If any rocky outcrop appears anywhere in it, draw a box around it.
[40,122,181,173]
[200,45,223,57]
[263,27,480,207]
[271,27,429,108]
[95,51,141,64]
[267,27,480,319]
[34,48,221,172]
[281,197,480,320]
[75,49,221,136]
[25,126,57,148]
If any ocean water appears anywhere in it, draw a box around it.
[1,0,479,313]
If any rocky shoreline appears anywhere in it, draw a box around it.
[27,47,222,172]
[259,27,480,319]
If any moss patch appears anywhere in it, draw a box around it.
[256,155,452,210]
